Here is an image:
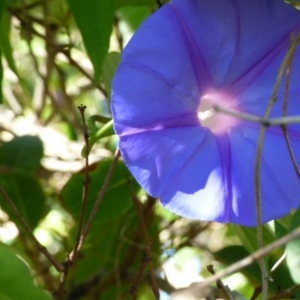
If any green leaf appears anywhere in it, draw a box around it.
[81,119,115,157]
[61,159,138,224]
[0,170,46,230]
[230,224,274,254]
[0,13,18,76]
[0,48,2,104]
[0,244,52,300]
[102,51,120,97]
[116,6,152,31]
[67,0,114,82]
[214,245,261,284]
[0,136,43,171]
[286,206,300,283]
[0,0,8,20]
[268,251,297,296]
[0,0,8,104]
[115,0,156,9]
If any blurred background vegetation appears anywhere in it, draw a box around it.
[0,0,300,299]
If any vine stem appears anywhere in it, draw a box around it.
[254,34,300,300]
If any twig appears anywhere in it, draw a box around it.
[268,284,300,300]
[0,185,64,272]
[127,178,159,299]
[197,226,300,288]
[269,251,286,274]
[80,148,120,244]
[251,286,262,300]
[55,105,92,298]
[130,252,152,300]
[207,265,233,300]
[70,104,91,262]
[61,49,107,97]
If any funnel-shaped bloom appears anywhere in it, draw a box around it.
[111,0,300,226]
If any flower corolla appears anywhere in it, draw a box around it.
[111,0,300,226]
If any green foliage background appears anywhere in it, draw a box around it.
[0,0,300,299]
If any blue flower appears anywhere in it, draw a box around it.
[111,0,300,226]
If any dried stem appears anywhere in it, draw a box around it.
[207,265,233,300]
[251,286,262,300]
[269,251,286,274]
[130,252,153,300]
[70,104,91,263]
[55,105,92,298]
[0,185,64,272]
[61,49,107,97]
[127,178,159,299]
[268,284,300,300]
[80,148,120,245]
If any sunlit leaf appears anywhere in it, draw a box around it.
[67,0,114,82]
[286,206,300,283]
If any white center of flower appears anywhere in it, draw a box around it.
[198,93,237,133]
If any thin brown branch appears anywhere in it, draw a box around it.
[56,105,92,298]
[130,252,152,300]
[70,104,91,263]
[0,185,64,272]
[250,286,262,300]
[61,49,107,97]
[80,148,121,244]
[207,264,233,300]
[55,105,92,298]
[268,284,300,300]
[127,178,159,299]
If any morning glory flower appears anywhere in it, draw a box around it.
[111,0,300,226]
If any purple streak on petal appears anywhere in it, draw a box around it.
[119,126,208,197]
[112,62,200,135]
[119,3,210,99]
[172,0,300,93]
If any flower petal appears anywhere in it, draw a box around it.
[228,125,300,226]
[172,0,300,93]
[112,63,199,135]
[119,126,211,197]
[112,0,300,226]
